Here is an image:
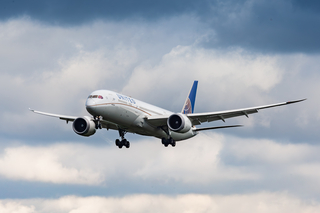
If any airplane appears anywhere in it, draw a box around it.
[30,81,305,149]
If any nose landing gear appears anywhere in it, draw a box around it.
[93,116,102,129]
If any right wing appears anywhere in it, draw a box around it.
[187,99,306,125]
[145,99,306,127]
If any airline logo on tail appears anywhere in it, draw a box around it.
[183,98,192,114]
[182,81,198,114]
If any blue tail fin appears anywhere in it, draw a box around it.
[182,81,198,114]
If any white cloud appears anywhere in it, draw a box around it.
[0,201,35,213]
[1,132,320,193]
[122,46,283,110]
[2,192,320,213]
[0,17,204,136]
[0,145,104,185]
[0,133,258,185]
[223,137,318,164]
[132,133,258,183]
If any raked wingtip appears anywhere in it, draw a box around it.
[286,98,307,104]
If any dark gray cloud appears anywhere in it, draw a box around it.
[0,0,204,23]
[292,0,320,12]
[1,0,320,53]
[202,0,320,53]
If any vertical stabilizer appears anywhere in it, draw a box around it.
[182,81,198,114]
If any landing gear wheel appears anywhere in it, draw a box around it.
[161,138,166,145]
[125,140,130,148]
[116,129,130,149]
[161,138,176,147]
[121,139,130,148]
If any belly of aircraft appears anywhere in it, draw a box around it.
[88,104,197,141]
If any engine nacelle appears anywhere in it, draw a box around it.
[167,113,192,133]
[72,116,96,137]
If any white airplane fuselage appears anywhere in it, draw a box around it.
[85,90,197,141]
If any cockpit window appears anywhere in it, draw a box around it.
[88,95,103,99]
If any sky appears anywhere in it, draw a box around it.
[0,0,320,212]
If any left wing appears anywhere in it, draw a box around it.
[146,99,306,127]
[29,109,77,122]
[30,109,119,130]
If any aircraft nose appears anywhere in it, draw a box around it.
[86,98,96,108]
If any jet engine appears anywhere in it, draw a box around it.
[72,116,96,136]
[167,113,192,133]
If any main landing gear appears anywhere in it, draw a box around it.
[115,129,130,149]
[162,138,176,147]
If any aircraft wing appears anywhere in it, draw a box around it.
[30,108,120,131]
[187,99,306,125]
[146,99,306,127]
[144,114,169,127]
[29,109,77,122]
[100,119,120,131]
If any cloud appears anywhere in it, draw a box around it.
[0,0,203,24]
[0,145,104,185]
[2,0,320,53]
[121,45,320,142]
[0,16,202,141]
[2,192,320,213]
[0,201,34,213]
[1,132,320,198]
[1,2,320,207]
[0,134,258,186]
[131,133,258,183]
[198,0,320,53]
[123,46,283,110]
